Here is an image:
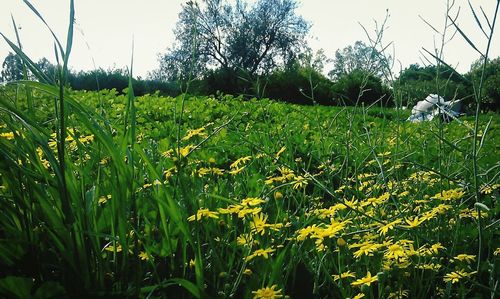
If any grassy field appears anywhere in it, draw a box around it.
[0,86,499,298]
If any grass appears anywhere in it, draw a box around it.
[0,1,499,298]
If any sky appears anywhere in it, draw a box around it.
[0,0,498,78]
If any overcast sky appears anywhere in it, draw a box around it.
[0,0,498,78]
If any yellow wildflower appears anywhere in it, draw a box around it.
[378,219,402,236]
[292,175,309,189]
[349,241,383,258]
[351,271,378,287]
[246,247,275,262]
[404,216,423,228]
[178,145,195,157]
[138,251,150,261]
[443,270,477,284]
[182,127,207,141]
[250,213,268,235]
[252,285,283,299]
[275,146,286,160]
[432,188,464,201]
[332,270,356,281]
[230,156,252,169]
[384,243,406,260]
[241,197,265,207]
[98,194,112,205]
[187,208,219,222]
[453,254,476,263]
[416,263,442,271]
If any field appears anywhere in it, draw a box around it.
[0,85,499,298]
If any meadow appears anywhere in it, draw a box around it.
[0,0,499,298]
[0,85,498,298]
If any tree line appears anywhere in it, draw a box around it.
[1,0,498,111]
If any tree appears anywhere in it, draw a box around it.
[467,57,500,111]
[158,0,309,81]
[328,41,391,80]
[36,57,57,82]
[1,52,24,82]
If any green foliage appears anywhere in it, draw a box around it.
[332,69,391,106]
[467,57,500,111]
[328,41,391,81]
[394,63,471,109]
[265,62,335,105]
[0,52,24,82]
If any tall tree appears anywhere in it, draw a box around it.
[328,41,391,80]
[158,0,309,81]
[0,52,24,82]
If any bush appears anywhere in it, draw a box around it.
[331,69,391,106]
[265,63,335,105]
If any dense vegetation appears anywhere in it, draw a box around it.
[0,87,499,298]
[0,0,499,298]
[2,51,499,111]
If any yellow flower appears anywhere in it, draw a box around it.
[429,243,445,254]
[349,241,383,258]
[182,127,208,141]
[138,251,150,261]
[494,248,500,256]
[480,183,499,194]
[350,294,365,299]
[237,234,257,247]
[275,146,286,160]
[198,167,225,177]
[404,216,423,228]
[384,243,406,260]
[274,191,283,200]
[246,247,275,262]
[98,194,112,205]
[416,263,441,271]
[250,213,269,235]
[187,208,219,222]
[189,259,196,268]
[351,271,378,287]
[443,270,477,284]
[453,254,476,263]
[243,268,253,275]
[252,285,283,299]
[178,145,195,157]
[104,244,123,253]
[230,156,252,169]
[332,270,356,281]
[432,188,464,201]
[292,175,309,189]
[0,132,15,140]
[241,197,265,207]
[378,219,402,236]
[229,167,245,175]
[388,289,409,299]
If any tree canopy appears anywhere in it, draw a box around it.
[328,41,391,81]
[155,0,309,81]
[0,52,23,82]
